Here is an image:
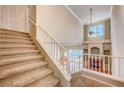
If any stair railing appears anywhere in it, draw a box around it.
[28,16,68,68]
[27,8,71,86]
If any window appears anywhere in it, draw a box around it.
[88,23,104,40]
[68,49,83,59]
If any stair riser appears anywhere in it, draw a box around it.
[0,48,38,51]
[0,39,33,44]
[0,51,40,56]
[1,42,34,44]
[0,56,43,66]
[1,53,40,59]
[0,31,29,37]
[0,32,29,38]
[0,45,36,49]
[0,35,31,40]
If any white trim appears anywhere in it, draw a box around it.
[110,5,113,17]
[64,5,83,25]
[83,39,111,44]
[60,43,82,47]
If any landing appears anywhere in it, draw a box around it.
[71,70,124,87]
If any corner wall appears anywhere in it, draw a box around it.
[111,5,124,79]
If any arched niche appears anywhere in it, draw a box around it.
[91,47,100,54]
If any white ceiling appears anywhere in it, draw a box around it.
[67,5,111,24]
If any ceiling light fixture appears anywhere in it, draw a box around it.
[88,8,94,37]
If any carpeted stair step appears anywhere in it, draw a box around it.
[27,75,60,87]
[0,38,34,44]
[0,29,29,37]
[0,43,36,49]
[0,34,31,40]
[0,68,53,87]
[0,50,40,56]
[0,29,60,87]
[0,55,43,66]
[0,60,48,79]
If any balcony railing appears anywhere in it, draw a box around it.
[64,53,124,81]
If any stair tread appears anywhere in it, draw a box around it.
[0,43,36,48]
[27,75,59,87]
[0,53,39,59]
[0,34,31,40]
[0,29,29,37]
[0,55,43,66]
[0,60,48,79]
[0,38,33,44]
[0,68,53,87]
[0,50,40,56]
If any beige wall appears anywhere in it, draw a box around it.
[28,5,36,22]
[84,25,88,41]
[111,5,124,56]
[111,5,124,79]
[16,5,27,32]
[84,19,111,41]
[105,19,111,39]
[36,5,83,46]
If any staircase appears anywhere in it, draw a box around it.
[0,29,60,87]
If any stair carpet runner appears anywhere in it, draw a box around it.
[0,29,60,87]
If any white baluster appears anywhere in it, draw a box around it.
[56,45,58,61]
[103,56,105,74]
[88,55,90,69]
[74,58,75,72]
[82,55,83,69]
[84,54,86,68]
[71,59,73,72]
[53,41,55,59]
[108,56,110,74]
[92,55,94,70]
[79,56,80,70]
[95,55,97,71]
[99,55,101,72]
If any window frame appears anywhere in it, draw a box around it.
[88,22,105,41]
[68,49,83,59]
